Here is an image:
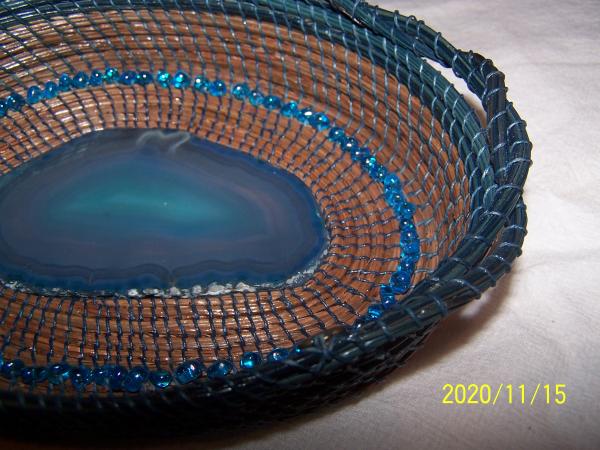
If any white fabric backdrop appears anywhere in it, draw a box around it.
[185,1,597,448]
[5,1,599,449]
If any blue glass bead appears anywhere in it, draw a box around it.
[240,352,261,370]
[207,360,234,379]
[396,201,416,219]
[48,362,71,384]
[156,70,171,88]
[376,166,389,180]
[175,360,204,384]
[391,270,411,286]
[92,365,113,386]
[103,67,120,84]
[262,95,282,110]
[20,367,34,384]
[136,71,153,86]
[123,367,148,393]
[193,75,209,92]
[385,189,404,208]
[362,155,377,171]
[402,240,420,255]
[401,229,418,245]
[231,83,250,100]
[351,147,369,162]
[401,251,420,264]
[309,112,330,131]
[297,108,314,124]
[149,369,172,389]
[133,366,148,381]
[249,89,264,106]
[109,365,128,390]
[398,259,415,274]
[341,136,359,153]
[267,348,290,362]
[209,79,227,96]
[367,303,384,320]
[119,70,137,86]
[281,101,298,117]
[367,161,380,177]
[391,270,411,293]
[72,71,89,89]
[399,218,416,232]
[6,93,25,111]
[0,100,7,118]
[380,284,396,308]
[383,173,400,191]
[58,74,72,92]
[1,359,24,379]
[370,163,387,180]
[328,127,345,143]
[172,70,191,89]
[70,366,92,391]
[21,366,48,385]
[27,86,43,105]
[89,70,104,86]
[42,81,58,100]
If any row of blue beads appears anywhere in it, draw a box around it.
[0,346,294,390]
[0,67,419,381]
[0,67,229,118]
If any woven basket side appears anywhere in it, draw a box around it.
[0,0,531,432]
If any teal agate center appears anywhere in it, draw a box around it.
[0,129,328,293]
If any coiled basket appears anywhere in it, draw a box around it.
[0,0,531,436]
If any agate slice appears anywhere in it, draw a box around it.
[0,129,328,293]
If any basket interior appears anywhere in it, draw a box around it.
[0,6,473,395]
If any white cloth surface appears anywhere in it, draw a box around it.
[6,1,594,449]
[171,1,598,449]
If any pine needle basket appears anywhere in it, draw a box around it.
[0,0,531,436]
